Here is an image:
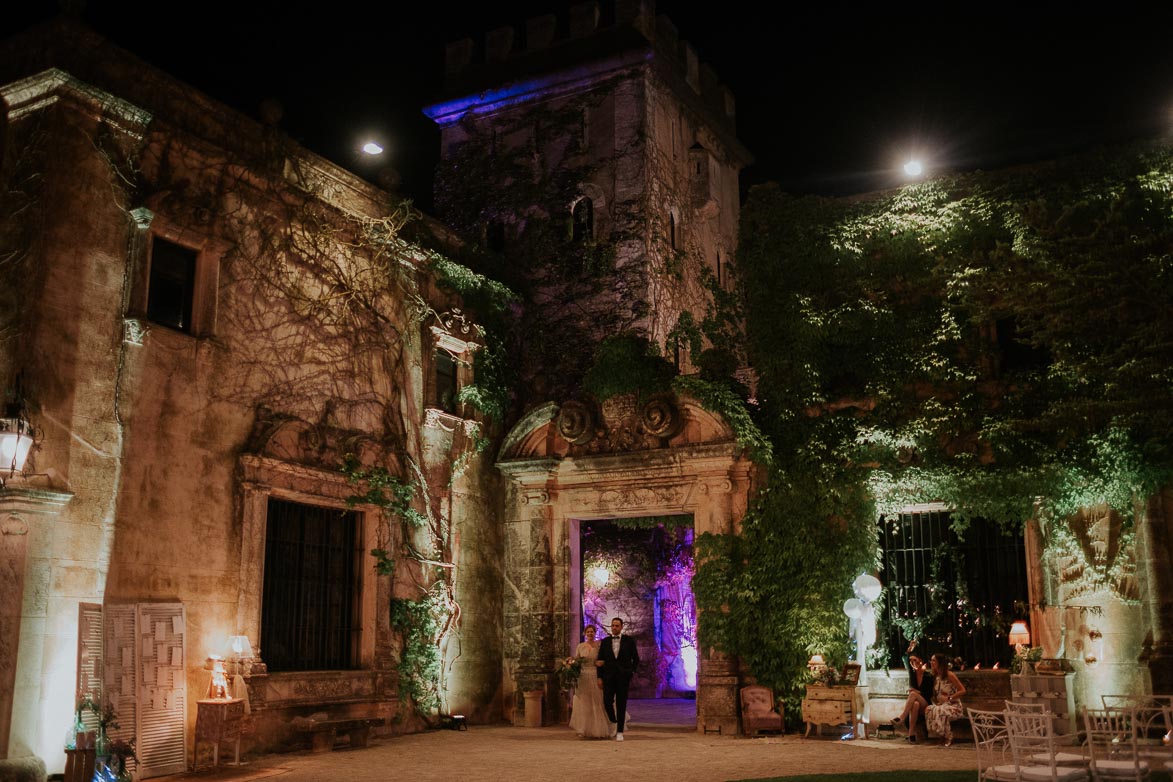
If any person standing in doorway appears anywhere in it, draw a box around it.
[596,616,639,741]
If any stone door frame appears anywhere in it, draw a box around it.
[496,399,754,734]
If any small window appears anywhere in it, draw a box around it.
[261,497,361,672]
[572,198,594,244]
[147,238,197,332]
[434,350,459,414]
[486,220,506,253]
[996,317,1050,375]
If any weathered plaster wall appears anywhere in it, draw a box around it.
[1,97,137,766]
[1,56,501,772]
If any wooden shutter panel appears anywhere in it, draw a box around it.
[77,603,103,732]
[103,604,137,748]
[135,603,187,778]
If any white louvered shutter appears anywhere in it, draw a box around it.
[77,603,104,732]
[103,604,138,748]
[135,602,187,778]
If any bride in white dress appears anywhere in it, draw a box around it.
[569,626,613,738]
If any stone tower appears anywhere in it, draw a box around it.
[424,0,752,399]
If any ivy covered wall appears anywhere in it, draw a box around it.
[712,142,1173,716]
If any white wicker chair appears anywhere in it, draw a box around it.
[970,708,1019,782]
[1084,707,1150,782]
[1006,709,1088,782]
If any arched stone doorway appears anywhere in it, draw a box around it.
[496,392,755,733]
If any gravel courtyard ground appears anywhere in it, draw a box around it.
[160,723,976,782]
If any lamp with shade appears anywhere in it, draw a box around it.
[1008,621,1030,652]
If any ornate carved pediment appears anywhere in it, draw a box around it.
[553,393,683,456]
[245,406,392,471]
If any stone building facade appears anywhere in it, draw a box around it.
[2,1,1172,777]
[0,19,499,776]
[425,0,757,730]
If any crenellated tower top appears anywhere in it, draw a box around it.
[430,0,748,165]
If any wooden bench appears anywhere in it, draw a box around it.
[294,716,385,753]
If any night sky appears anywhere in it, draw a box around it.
[4,2,1171,208]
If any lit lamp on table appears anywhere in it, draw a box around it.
[224,635,257,702]
[205,656,230,700]
[1008,621,1030,655]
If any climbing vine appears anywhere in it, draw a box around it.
[694,141,1173,721]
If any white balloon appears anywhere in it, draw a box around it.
[853,574,882,602]
[843,598,864,619]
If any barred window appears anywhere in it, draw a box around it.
[261,498,361,672]
[880,510,1028,669]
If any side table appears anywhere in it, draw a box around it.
[194,698,245,770]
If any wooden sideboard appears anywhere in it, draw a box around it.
[802,684,869,739]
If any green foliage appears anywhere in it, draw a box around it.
[674,376,773,466]
[455,339,510,422]
[703,141,1173,721]
[427,253,516,317]
[582,332,677,401]
[610,514,694,531]
[341,455,427,528]
[390,588,447,716]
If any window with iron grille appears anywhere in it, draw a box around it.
[261,498,361,672]
[880,510,1028,669]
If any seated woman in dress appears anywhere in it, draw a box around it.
[568,625,612,738]
[924,653,967,746]
[891,645,934,743]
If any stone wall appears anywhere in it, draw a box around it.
[0,35,501,771]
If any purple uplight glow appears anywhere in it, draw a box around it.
[581,520,697,695]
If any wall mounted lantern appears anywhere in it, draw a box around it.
[0,401,35,487]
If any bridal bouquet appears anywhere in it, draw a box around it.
[556,656,584,691]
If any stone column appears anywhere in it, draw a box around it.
[1138,488,1173,692]
[497,460,558,726]
[0,488,72,760]
[693,475,740,735]
[0,513,28,760]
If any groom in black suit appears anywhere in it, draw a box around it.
[596,617,639,741]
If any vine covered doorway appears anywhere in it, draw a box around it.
[573,516,698,700]
[496,394,756,733]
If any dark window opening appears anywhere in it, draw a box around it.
[434,349,459,414]
[572,198,593,244]
[261,498,361,672]
[880,510,1028,670]
[485,220,506,253]
[147,237,197,332]
[996,317,1051,374]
